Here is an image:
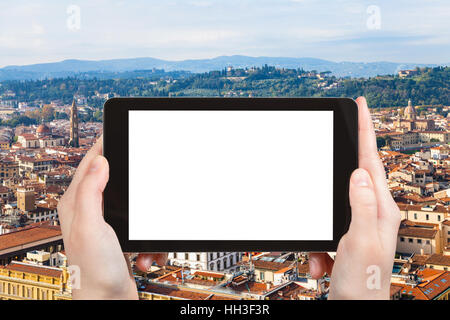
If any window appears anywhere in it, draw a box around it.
[400,237,405,242]
[196,254,200,261]
[185,253,189,260]
[438,215,441,221]
[414,213,417,220]
[408,238,413,243]
[426,214,429,221]
[417,239,422,244]
[260,272,265,281]
[426,240,430,244]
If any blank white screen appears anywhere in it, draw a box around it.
[129,110,333,240]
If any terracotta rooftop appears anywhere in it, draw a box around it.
[0,224,62,251]
[397,203,450,213]
[266,282,315,300]
[1,261,62,278]
[141,283,239,300]
[398,221,438,239]
[227,280,274,295]
[241,259,292,271]
[398,270,450,300]
[425,254,450,267]
[411,254,429,266]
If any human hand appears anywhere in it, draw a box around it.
[57,136,167,300]
[309,97,401,299]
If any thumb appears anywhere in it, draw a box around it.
[76,155,109,225]
[347,168,378,238]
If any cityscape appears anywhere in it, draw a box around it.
[0,66,449,300]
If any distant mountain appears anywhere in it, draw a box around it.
[0,55,446,81]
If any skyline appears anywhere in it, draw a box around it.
[0,0,449,68]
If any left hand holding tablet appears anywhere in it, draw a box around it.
[57,136,167,300]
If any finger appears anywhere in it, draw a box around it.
[355,97,390,197]
[309,253,334,279]
[68,135,103,193]
[347,168,378,237]
[356,97,400,234]
[135,253,169,272]
[58,136,103,237]
[73,155,109,228]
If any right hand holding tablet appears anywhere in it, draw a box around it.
[309,97,401,300]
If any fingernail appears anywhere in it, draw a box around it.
[89,156,103,173]
[352,169,370,187]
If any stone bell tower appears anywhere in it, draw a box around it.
[69,99,79,147]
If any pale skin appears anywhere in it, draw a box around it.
[57,96,400,300]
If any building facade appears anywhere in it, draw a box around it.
[168,252,243,273]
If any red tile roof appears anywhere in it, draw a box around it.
[141,283,239,300]
[0,261,62,278]
[398,270,450,300]
[0,225,62,251]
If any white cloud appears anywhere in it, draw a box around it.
[31,23,45,35]
[188,1,213,7]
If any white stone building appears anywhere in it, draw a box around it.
[168,252,243,273]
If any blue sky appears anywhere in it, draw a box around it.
[0,0,449,67]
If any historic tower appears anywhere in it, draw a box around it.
[69,99,79,147]
[17,187,36,212]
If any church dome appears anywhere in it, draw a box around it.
[36,123,51,135]
[405,100,416,115]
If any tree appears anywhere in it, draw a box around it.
[41,104,55,122]
[376,137,386,149]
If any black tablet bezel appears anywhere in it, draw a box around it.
[103,97,358,252]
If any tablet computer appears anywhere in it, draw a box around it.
[103,98,358,252]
